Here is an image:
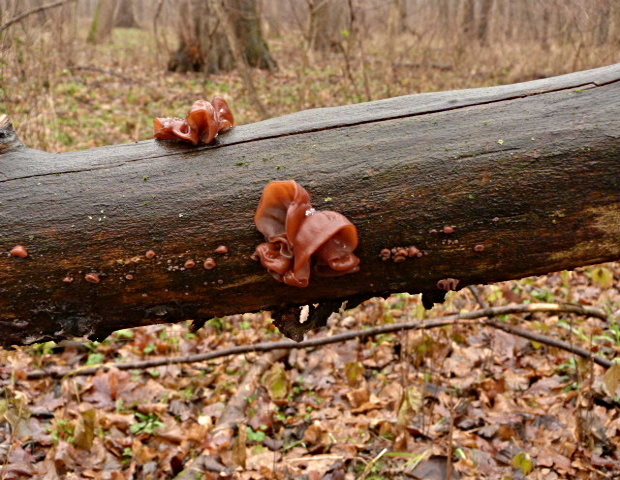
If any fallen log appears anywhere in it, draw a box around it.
[1,64,619,347]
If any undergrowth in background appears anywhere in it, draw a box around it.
[0,6,620,480]
[1,21,618,151]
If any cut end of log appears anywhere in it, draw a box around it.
[0,114,24,153]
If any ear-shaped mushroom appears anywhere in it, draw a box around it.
[187,100,219,144]
[254,180,312,243]
[153,98,235,145]
[253,180,360,287]
[153,117,198,144]
[213,97,235,132]
[287,211,360,286]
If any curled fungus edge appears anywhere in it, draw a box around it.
[253,180,360,287]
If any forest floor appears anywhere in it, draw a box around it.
[1,26,620,480]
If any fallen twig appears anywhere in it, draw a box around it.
[482,319,612,368]
[466,286,612,368]
[25,302,610,380]
[71,65,133,83]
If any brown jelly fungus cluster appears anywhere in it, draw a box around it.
[154,98,234,145]
[253,180,360,287]
[380,245,422,263]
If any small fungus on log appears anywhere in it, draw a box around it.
[381,245,422,262]
[9,245,28,258]
[253,180,360,287]
[154,97,234,145]
[84,273,101,284]
[437,278,460,291]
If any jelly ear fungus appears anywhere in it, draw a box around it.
[154,97,235,145]
[253,180,360,288]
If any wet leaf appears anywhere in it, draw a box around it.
[262,362,289,401]
[512,451,534,475]
[344,362,364,386]
[589,266,614,288]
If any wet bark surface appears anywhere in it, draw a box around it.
[1,64,619,346]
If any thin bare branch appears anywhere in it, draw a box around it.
[467,286,612,368]
[467,284,489,309]
[482,319,612,368]
[0,0,77,34]
[25,302,610,380]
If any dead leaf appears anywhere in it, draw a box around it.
[344,362,365,386]
[262,362,290,401]
[397,386,423,426]
[409,454,460,480]
[603,362,620,397]
[232,423,247,468]
[73,407,97,450]
[346,385,370,408]
[512,451,535,475]
[590,266,614,288]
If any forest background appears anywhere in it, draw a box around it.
[1,0,620,479]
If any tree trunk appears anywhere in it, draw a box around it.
[596,0,611,45]
[1,65,620,347]
[477,0,493,45]
[460,0,475,37]
[86,0,118,44]
[167,0,206,73]
[229,0,277,70]
[387,0,406,38]
[167,0,276,74]
[113,0,139,28]
[307,0,350,52]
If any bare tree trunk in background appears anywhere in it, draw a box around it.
[437,0,451,32]
[477,0,493,45]
[499,0,513,41]
[114,0,139,28]
[167,0,206,73]
[307,0,350,52]
[384,0,406,94]
[168,0,276,74]
[596,0,611,45]
[460,0,474,38]
[87,0,118,43]
[387,0,406,37]
[233,0,277,70]
[210,0,270,118]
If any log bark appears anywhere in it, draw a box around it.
[1,64,620,347]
